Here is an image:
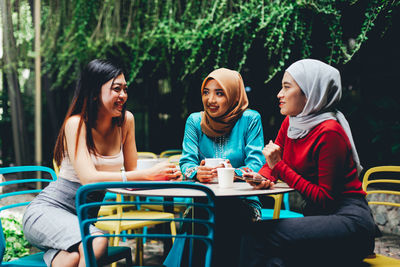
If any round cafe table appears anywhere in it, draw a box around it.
[108,181,294,266]
[108,181,294,197]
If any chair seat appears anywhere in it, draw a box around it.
[261,209,303,220]
[95,210,175,232]
[363,253,400,266]
[1,252,46,267]
[98,205,118,216]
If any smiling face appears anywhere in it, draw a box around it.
[98,74,127,118]
[202,79,229,118]
[277,72,307,116]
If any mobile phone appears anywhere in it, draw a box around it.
[235,174,265,184]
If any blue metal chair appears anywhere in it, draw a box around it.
[76,181,216,267]
[0,166,56,267]
[0,166,132,267]
[261,193,303,220]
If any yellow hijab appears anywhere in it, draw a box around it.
[200,68,249,137]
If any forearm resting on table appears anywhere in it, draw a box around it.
[77,168,153,185]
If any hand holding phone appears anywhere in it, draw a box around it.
[238,171,274,189]
[242,172,266,184]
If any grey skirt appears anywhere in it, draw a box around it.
[22,177,105,266]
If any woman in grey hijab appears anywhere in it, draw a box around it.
[239,59,378,267]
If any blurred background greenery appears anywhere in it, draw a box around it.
[0,0,399,170]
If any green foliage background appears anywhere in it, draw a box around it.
[0,0,399,167]
[41,0,396,89]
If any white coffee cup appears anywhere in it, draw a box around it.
[137,159,159,170]
[204,158,225,167]
[217,168,235,188]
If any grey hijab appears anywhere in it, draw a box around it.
[286,59,362,175]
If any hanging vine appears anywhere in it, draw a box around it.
[38,0,397,90]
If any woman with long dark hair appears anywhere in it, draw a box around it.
[23,59,181,267]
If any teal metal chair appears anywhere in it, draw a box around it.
[0,166,132,267]
[261,193,303,220]
[0,166,56,267]
[76,181,216,267]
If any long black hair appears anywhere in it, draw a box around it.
[54,59,126,166]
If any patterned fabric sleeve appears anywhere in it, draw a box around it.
[180,114,201,180]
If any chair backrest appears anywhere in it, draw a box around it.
[159,149,182,158]
[76,182,216,267]
[362,166,400,207]
[0,166,57,264]
[0,166,57,212]
[137,152,158,159]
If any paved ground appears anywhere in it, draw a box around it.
[1,193,399,266]
[116,234,400,266]
[374,234,400,259]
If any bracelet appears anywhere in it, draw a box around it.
[121,167,127,182]
[184,166,198,181]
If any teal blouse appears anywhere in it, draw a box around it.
[180,109,265,211]
[180,109,265,180]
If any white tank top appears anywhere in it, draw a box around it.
[59,130,124,183]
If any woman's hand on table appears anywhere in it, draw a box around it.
[263,140,282,169]
[196,159,232,183]
[169,168,183,181]
[148,161,181,180]
[243,171,275,189]
[214,159,232,169]
[196,160,216,183]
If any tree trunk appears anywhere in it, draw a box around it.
[43,75,58,142]
[0,0,30,165]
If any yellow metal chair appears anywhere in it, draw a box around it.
[265,194,284,219]
[261,193,303,219]
[137,151,158,159]
[362,165,400,208]
[168,154,182,166]
[95,194,177,266]
[159,149,182,158]
[361,166,400,266]
[363,253,400,266]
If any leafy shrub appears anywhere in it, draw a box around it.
[1,213,31,261]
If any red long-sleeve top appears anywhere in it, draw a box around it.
[259,117,365,209]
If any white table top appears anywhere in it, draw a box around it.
[109,182,293,198]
